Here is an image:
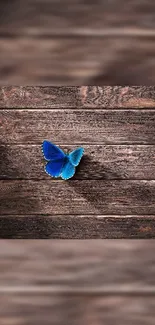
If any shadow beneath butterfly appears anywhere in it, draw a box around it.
[67,154,121,213]
[0,143,40,227]
[68,155,154,214]
[74,155,121,180]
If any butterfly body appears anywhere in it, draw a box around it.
[42,141,84,180]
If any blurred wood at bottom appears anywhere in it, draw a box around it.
[0,294,154,325]
[0,241,155,287]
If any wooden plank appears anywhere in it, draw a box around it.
[0,86,80,109]
[0,86,155,108]
[1,110,155,144]
[0,294,155,325]
[0,0,155,32]
[0,240,155,287]
[1,180,155,215]
[0,215,154,239]
[1,144,155,180]
[0,38,155,86]
[1,294,155,325]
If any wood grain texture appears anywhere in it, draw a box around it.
[1,86,155,239]
[0,240,155,287]
[1,180,155,215]
[0,215,155,239]
[0,294,155,325]
[1,144,155,180]
[1,109,155,144]
[0,86,155,108]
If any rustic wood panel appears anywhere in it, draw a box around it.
[1,180,155,215]
[2,144,155,180]
[1,144,155,180]
[0,240,155,287]
[1,110,155,144]
[0,38,155,85]
[1,87,155,238]
[0,86,155,108]
[0,0,155,31]
[1,293,155,325]
[0,294,155,325]
[0,215,155,239]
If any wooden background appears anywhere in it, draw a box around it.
[0,1,155,323]
[0,240,155,324]
[1,86,155,238]
[0,0,155,85]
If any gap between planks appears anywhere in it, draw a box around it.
[1,28,155,38]
[0,285,154,295]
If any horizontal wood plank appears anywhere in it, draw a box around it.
[1,144,155,180]
[0,294,155,325]
[0,0,155,32]
[1,180,155,215]
[0,240,155,287]
[0,86,155,108]
[1,110,155,144]
[0,38,155,85]
[0,215,154,239]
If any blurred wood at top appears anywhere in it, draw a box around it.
[0,38,155,85]
[0,1,155,85]
[0,0,155,32]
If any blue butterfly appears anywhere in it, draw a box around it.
[42,140,84,180]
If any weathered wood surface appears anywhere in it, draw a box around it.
[1,109,155,144]
[1,144,155,180]
[1,180,155,215]
[1,87,155,238]
[0,241,155,287]
[0,215,155,239]
[0,86,155,108]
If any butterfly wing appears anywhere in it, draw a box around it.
[45,159,65,178]
[68,147,84,166]
[42,141,65,161]
[61,158,75,180]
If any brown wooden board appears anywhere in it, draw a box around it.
[1,109,155,144]
[0,0,155,32]
[0,240,155,288]
[0,240,155,323]
[0,294,155,325]
[0,215,155,239]
[1,87,155,238]
[1,144,155,180]
[0,86,155,108]
[0,38,155,85]
[1,180,155,215]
